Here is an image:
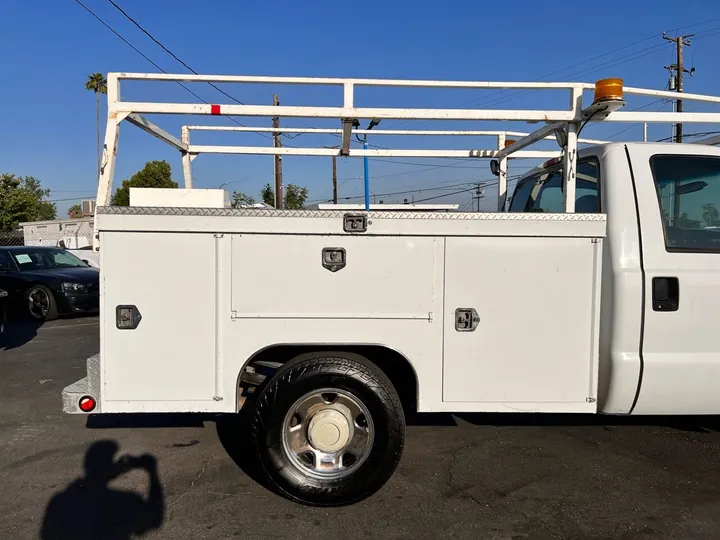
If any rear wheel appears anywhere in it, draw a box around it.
[25,285,58,321]
[251,351,405,506]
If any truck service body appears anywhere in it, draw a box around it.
[64,73,720,505]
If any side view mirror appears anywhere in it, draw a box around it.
[489,159,500,176]
[82,259,89,264]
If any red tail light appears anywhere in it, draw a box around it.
[79,396,96,413]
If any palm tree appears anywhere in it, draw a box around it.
[67,204,83,219]
[85,73,107,181]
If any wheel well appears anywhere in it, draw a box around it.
[242,344,419,414]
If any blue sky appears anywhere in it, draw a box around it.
[1,0,719,216]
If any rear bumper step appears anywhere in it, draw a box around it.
[62,353,101,414]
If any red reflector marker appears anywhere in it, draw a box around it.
[210,104,221,115]
[79,396,96,413]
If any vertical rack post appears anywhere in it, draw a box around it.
[96,73,121,212]
[181,126,192,188]
[563,86,583,213]
[562,122,579,213]
[497,132,508,211]
[363,137,370,210]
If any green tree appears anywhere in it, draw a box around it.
[259,183,309,209]
[285,184,309,209]
[260,183,275,206]
[67,204,83,218]
[702,203,720,227]
[111,160,178,206]
[85,73,107,181]
[0,173,56,231]
[231,192,256,208]
[68,204,82,219]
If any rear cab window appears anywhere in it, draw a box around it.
[509,159,600,213]
[651,155,720,252]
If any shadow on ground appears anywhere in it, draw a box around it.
[41,440,164,540]
[455,412,720,433]
[0,318,43,351]
[89,412,272,494]
[82,407,720,510]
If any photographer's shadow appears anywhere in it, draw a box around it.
[41,440,164,540]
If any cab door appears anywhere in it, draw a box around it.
[628,145,720,414]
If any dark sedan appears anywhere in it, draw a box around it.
[0,246,99,321]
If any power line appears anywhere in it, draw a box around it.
[45,189,97,193]
[604,98,668,140]
[313,170,533,205]
[656,130,720,142]
[412,187,476,204]
[388,17,720,130]
[693,28,720,42]
[481,25,720,111]
[48,195,96,202]
[73,0,207,104]
[308,181,479,204]
[106,0,310,144]
[105,0,246,106]
[387,38,659,130]
[75,0,277,141]
[479,44,670,110]
[473,19,720,111]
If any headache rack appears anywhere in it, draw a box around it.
[95,72,720,249]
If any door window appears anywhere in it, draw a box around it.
[651,155,720,252]
[0,251,13,270]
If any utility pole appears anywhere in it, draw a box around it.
[664,33,695,143]
[473,183,485,212]
[272,94,284,208]
[323,145,339,204]
[332,154,338,204]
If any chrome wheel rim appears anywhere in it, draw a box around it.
[281,388,374,480]
[28,288,49,319]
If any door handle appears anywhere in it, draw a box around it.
[652,277,679,312]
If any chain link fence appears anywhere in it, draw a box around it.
[1,219,94,249]
[0,220,99,267]
[0,230,94,248]
[0,230,25,246]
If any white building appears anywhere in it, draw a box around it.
[19,217,94,248]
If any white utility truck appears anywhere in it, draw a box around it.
[63,73,720,506]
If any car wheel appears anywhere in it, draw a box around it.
[25,285,58,321]
[251,351,405,506]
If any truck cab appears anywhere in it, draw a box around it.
[508,142,720,415]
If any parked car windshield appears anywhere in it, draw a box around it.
[9,248,89,270]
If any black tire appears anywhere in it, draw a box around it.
[251,351,405,506]
[25,284,58,321]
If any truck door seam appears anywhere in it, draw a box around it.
[625,145,646,415]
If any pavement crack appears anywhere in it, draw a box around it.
[445,429,504,490]
[444,429,506,510]
[168,461,208,509]
[519,510,565,540]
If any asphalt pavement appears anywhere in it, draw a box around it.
[2,317,720,539]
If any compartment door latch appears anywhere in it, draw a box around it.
[455,308,480,332]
